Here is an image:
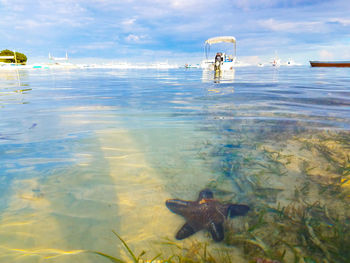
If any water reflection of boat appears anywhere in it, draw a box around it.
[310,61,350,67]
[201,36,237,71]
[202,68,235,83]
[0,62,22,85]
[0,70,21,81]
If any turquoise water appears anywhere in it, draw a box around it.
[0,67,349,262]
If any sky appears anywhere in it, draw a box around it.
[1,0,350,65]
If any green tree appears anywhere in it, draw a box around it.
[0,49,27,64]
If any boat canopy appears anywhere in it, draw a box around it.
[205,36,236,45]
[204,36,237,59]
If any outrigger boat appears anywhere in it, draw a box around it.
[201,36,237,71]
[310,61,350,67]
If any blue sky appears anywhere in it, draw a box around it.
[1,0,350,64]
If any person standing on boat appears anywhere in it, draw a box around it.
[215,52,223,71]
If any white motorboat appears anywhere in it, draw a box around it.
[201,36,237,71]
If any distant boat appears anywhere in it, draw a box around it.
[271,58,281,67]
[310,61,350,67]
[270,51,281,67]
[49,52,68,61]
[185,64,200,68]
[286,59,295,66]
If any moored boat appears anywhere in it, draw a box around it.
[201,36,237,71]
[310,61,350,67]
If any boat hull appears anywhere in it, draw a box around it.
[310,61,350,67]
[201,61,236,71]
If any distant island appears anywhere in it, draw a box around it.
[0,49,27,64]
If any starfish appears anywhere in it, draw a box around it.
[166,189,250,242]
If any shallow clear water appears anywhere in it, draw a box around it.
[0,67,349,262]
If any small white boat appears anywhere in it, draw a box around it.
[270,51,281,67]
[271,58,281,67]
[201,36,237,71]
[185,64,200,68]
[49,52,68,61]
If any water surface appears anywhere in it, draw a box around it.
[0,67,349,262]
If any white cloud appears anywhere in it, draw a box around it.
[168,0,213,10]
[77,41,115,50]
[239,55,261,65]
[126,34,140,42]
[38,0,87,15]
[14,19,48,29]
[234,0,275,10]
[259,18,323,32]
[1,0,350,63]
[0,0,93,29]
[121,18,136,26]
[319,50,333,60]
[328,18,350,26]
[233,0,330,10]
[125,34,149,43]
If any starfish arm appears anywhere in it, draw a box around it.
[166,199,191,216]
[227,204,250,218]
[175,223,198,240]
[208,222,224,242]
